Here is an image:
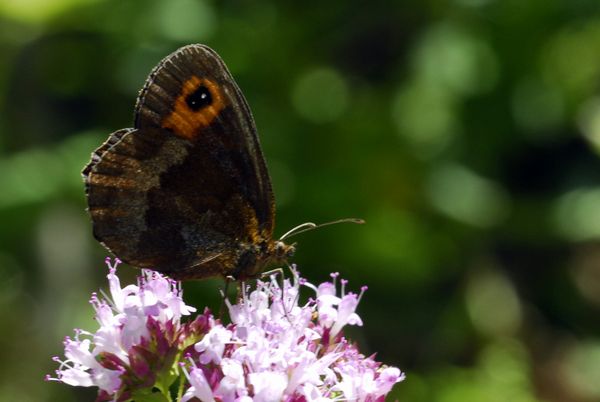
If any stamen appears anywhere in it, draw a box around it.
[358,285,368,302]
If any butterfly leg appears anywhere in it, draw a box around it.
[261,266,294,321]
[218,275,236,320]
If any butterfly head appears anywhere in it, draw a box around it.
[272,240,295,261]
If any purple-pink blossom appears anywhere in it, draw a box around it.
[48,259,404,401]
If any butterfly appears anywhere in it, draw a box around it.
[82,44,361,281]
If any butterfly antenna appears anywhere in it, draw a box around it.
[279,218,365,241]
[279,222,317,241]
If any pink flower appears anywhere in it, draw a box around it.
[48,260,404,402]
[195,326,232,364]
[182,267,404,402]
[47,258,205,401]
[181,361,216,402]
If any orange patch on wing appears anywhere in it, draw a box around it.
[161,76,226,140]
[231,195,264,244]
[246,214,262,245]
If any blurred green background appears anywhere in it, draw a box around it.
[2,0,600,401]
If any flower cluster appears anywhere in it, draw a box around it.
[48,259,404,401]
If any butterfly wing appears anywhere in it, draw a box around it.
[83,44,275,279]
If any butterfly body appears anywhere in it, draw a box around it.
[83,44,294,280]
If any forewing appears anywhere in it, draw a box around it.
[83,44,275,279]
[135,44,275,234]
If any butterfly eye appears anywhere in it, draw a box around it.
[186,85,213,111]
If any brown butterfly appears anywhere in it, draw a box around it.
[82,44,361,281]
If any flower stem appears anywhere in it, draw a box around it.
[176,365,185,402]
